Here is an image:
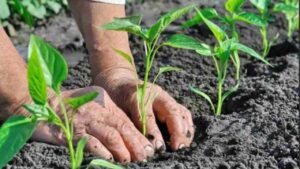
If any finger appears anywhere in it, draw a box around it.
[84,134,113,161]
[99,93,155,161]
[87,120,131,163]
[153,90,195,150]
[127,93,165,152]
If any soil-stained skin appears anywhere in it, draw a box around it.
[6,0,299,169]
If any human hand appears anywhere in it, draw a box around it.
[31,86,155,163]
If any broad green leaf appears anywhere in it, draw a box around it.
[27,4,47,19]
[163,34,211,55]
[27,45,48,105]
[182,8,219,28]
[222,82,239,103]
[112,48,134,65]
[46,1,61,14]
[147,4,195,42]
[190,86,215,113]
[75,137,88,168]
[250,0,270,12]
[11,0,34,26]
[29,35,68,92]
[0,116,37,168]
[273,3,298,13]
[101,15,146,39]
[65,91,99,110]
[225,0,246,13]
[87,159,124,169]
[195,8,226,44]
[0,0,10,19]
[232,42,270,65]
[235,12,266,27]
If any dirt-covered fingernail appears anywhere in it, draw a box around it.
[178,144,185,149]
[144,145,154,156]
[156,140,165,152]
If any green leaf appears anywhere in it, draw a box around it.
[27,44,48,105]
[182,8,219,28]
[0,116,37,168]
[273,3,298,14]
[27,4,47,19]
[75,137,88,168]
[222,82,239,103]
[195,8,226,44]
[29,35,68,93]
[23,104,49,118]
[158,66,181,75]
[147,4,195,42]
[163,34,211,55]
[101,15,146,39]
[232,42,270,65]
[0,0,10,19]
[250,0,270,12]
[225,0,246,13]
[88,159,124,169]
[190,86,215,113]
[11,0,34,26]
[236,12,266,27]
[64,91,99,110]
[46,1,61,14]
[112,48,134,65]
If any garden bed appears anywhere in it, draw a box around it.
[6,0,299,168]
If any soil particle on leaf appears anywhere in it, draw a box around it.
[5,0,299,169]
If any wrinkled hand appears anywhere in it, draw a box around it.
[32,86,155,163]
[122,82,194,151]
[94,70,195,152]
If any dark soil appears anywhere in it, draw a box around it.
[4,0,299,169]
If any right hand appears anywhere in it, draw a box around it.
[31,86,154,163]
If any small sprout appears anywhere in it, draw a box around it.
[249,0,280,58]
[101,4,195,135]
[164,9,268,116]
[0,35,122,169]
[273,0,299,37]
[183,0,265,80]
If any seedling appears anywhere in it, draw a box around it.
[163,9,269,116]
[249,0,280,58]
[273,0,299,37]
[0,35,122,169]
[0,0,67,28]
[101,4,194,135]
[182,0,266,80]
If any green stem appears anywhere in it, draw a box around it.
[287,18,293,38]
[261,26,269,58]
[216,80,223,116]
[57,93,76,169]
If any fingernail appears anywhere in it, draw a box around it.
[178,144,185,149]
[142,159,147,163]
[144,145,154,156]
[156,141,166,152]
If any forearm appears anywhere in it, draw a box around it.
[68,0,137,107]
[68,0,135,80]
[0,26,30,120]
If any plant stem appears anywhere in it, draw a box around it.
[57,93,76,169]
[287,18,293,37]
[216,80,223,116]
[261,26,269,58]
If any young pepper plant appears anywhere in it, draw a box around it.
[0,35,122,169]
[101,4,194,135]
[182,0,265,80]
[163,9,269,116]
[249,0,279,58]
[273,0,299,37]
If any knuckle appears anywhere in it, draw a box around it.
[105,130,120,145]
